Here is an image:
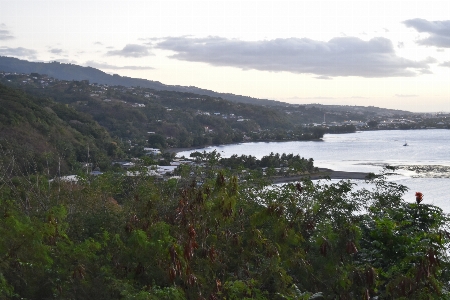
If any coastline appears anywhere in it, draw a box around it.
[165,139,325,155]
[167,147,372,183]
[166,146,207,154]
[271,168,371,184]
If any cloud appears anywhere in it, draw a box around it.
[0,47,37,59]
[439,61,450,67]
[49,48,63,54]
[395,94,418,97]
[403,18,450,47]
[154,36,433,78]
[106,44,152,57]
[397,42,404,48]
[94,41,103,45]
[85,60,154,70]
[314,76,332,80]
[418,68,433,74]
[0,28,14,40]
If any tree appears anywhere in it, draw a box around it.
[148,134,167,149]
[1,162,449,299]
[367,120,378,128]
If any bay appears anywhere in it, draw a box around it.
[178,129,450,212]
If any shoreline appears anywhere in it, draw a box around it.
[165,139,324,155]
[166,147,372,183]
[271,168,371,184]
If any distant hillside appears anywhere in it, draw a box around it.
[1,73,307,146]
[303,104,412,116]
[0,56,283,106]
[0,83,119,175]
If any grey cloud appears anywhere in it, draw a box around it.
[403,18,450,47]
[439,61,450,67]
[0,29,14,40]
[154,36,433,78]
[85,61,154,70]
[94,41,103,45]
[419,69,433,74]
[397,42,404,48]
[49,48,63,54]
[395,94,417,97]
[106,44,152,57]
[0,47,36,59]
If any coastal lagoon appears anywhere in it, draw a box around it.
[178,129,450,212]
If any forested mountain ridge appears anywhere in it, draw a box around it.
[0,83,120,174]
[1,72,333,152]
[0,56,283,106]
[0,56,417,115]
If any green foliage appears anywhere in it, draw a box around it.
[147,134,166,149]
[1,74,331,153]
[0,83,119,175]
[0,164,449,299]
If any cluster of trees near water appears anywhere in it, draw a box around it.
[189,151,317,177]
[1,150,449,299]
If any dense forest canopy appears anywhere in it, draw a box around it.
[0,158,449,299]
[0,83,119,175]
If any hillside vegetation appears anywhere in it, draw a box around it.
[0,83,120,175]
[1,73,331,152]
[0,161,449,299]
[0,56,282,106]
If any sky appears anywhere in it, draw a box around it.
[1,0,450,112]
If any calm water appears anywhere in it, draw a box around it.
[178,129,450,212]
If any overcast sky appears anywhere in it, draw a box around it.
[1,0,450,112]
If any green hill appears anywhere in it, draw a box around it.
[0,83,120,175]
[0,56,283,106]
[1,73,329,151]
